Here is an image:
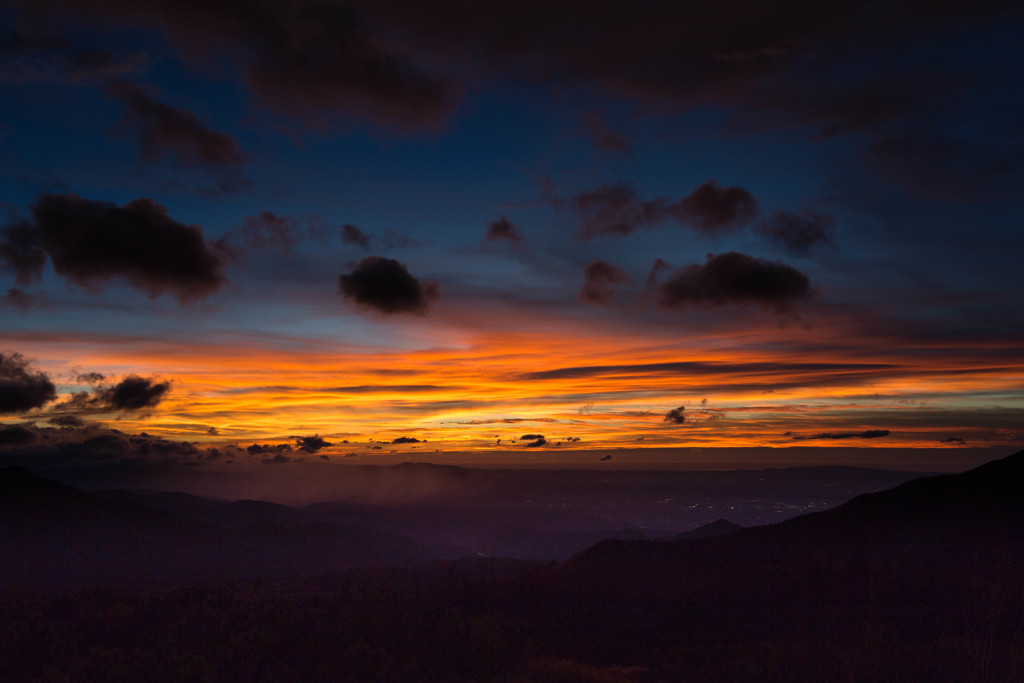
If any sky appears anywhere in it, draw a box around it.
[1,0,1023,484]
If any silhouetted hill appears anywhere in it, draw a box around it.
[0,467,449,586]
[565,450,1024,602]
[671,518,742,540]
[3,457,1023,681]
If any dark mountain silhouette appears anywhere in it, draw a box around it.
[671,518,742,540]
[550,450,1024,680]
[569,448,1024,574]
[3,455,1023,681]
[0,466,445,585]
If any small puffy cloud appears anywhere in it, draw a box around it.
[940,436,966,445]
[654,252,814,313]
[484,215,524,244]
[756,209,837,256]
[524,437,547,447]
[519,434,545,441]
[664,406,686,424]
[579,259,631,305]
[0,351,57,414]
[338,256,439,315]
[564,182,663,240]
[295,435,333,453]
[600,454,612,461]
[99,375,170,410]
[247,443,293,455]
[341,223,370,248]
[30,193,227,302]
[51,374,169,414]
[391,436,422,444]
[673,181,759,235]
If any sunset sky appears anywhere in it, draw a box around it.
[1,0,1023,480]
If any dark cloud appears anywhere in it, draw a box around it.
[52,374,169,413]
[294,435,333,453]
[941,437,967,445]
[664,406,686,425]
[653,252,814,313]
[247,443,293,456]
[24,0,459,133]
[0,424,237,479]
[391,436,422,444]
[789,429,891,440]
[563,182,664,240]
[338,256,439,315]
[599,454,612,461]
[0,217,46,285]
[519,434,545,441]
[0,351,57,414]
[674,181,759,235]
[100,375,170,410]
[109,81,246,169]
[484,216,524,244]
[341,223,370,248]
[756,210,837,256]
[30,193,227,302]
[262,453,291,465]
[356,1,1012,137]
[48,414,86,428]
[579,259,631,305]
[524,437,547,448]
[560,180,758,240]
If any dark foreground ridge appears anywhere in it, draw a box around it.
[2,452,1023,681]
